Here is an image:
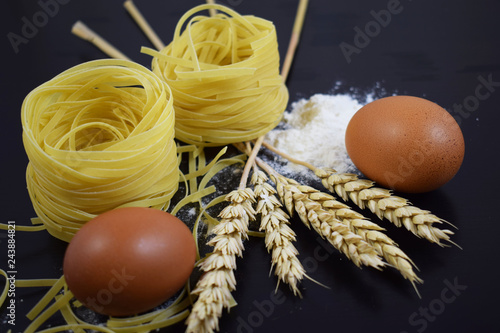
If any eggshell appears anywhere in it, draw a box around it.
[345,95,465,193]
[63,207,196,317]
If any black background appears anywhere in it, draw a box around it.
[1,0,499,332]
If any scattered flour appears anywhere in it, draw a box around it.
[265,93,372,175]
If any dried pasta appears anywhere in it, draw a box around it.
[142,3,289,146]
[21,59,179,242]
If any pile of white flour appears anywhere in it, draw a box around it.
[265,93,372,175]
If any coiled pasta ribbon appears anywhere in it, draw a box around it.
[143,4,289,146]
[21,59,178,242]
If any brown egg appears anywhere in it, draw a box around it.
[345,95,465,193]
[63,207,196,317]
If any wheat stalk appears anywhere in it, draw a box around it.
[186,188,256,333]
[186,140,263,333]
[296,185,423,290]
[186,136,264,333]
[124,0,165,50]
[71,21,131,60]
[253,161,385,270]
[314,169,457,247]
[327,203,423,292]
[270,169,426,294]
[251,169,305,297]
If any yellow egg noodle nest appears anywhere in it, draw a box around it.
[143,4,288,146]
[21,59,178,242]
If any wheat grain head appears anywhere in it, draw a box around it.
[315,169,457,247]
[252,169,305,297]
[268,172,385,270]
[186,189,256,333]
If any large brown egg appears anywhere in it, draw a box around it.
[345,95,465,193]
[63,207,196,317]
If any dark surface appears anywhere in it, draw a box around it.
[1,0,499,332]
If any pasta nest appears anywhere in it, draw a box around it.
[146,4,289,146]
[21,59,179,242]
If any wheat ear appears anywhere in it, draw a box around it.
[186,138,263,333]
[272,170,426,294]
[315,169,458,247]
[252,159,384,270]
[251,169,305,297]
[186,188,256,333]
[326,202,423,292]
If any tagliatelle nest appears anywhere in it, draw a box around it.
[142,4,289,146]
[21,59,179,243]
